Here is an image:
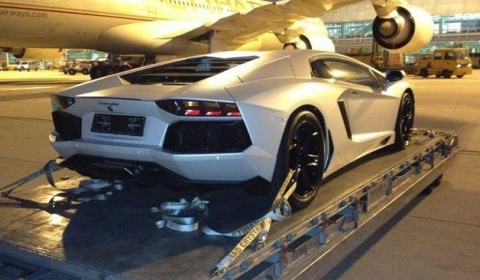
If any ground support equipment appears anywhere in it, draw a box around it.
[0,128,458,280]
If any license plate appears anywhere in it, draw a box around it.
[91,114,145,136]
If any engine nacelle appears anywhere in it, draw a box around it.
[1,47,25,58]
[277,18,335,52]
[372,5,433,53]
[2,47,64,60]
[283,35,335,52]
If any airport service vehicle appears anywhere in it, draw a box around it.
[49,50,415,210]
[14,60,38,71]
[416,47,473,78]
[0,128,458,279]
[63,60,92,75]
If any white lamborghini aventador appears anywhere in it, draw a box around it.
[50,50,414,209]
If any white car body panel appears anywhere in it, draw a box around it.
[50,50,413,186]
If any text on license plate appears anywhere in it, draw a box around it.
[91,114,145,136]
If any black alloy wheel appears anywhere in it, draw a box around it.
[272,111,325,210]
[393,92,415,150]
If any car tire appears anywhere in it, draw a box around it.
[270,111,325,210]
[90,65,104,79]
[393,92,415,150]
[68,69,77,75]
[456,75,464,78]
[81,68,89,75]
[118,65,132,72]
[105,66,115,76]
[420,69,428,78]
[442,70,452,78]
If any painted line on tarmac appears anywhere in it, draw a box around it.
[0,85,57,91]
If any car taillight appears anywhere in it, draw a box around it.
[51,95,75,109]
[156,100,241,117]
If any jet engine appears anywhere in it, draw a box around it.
[283,34,335,52]
[1,47,64,60]
[276,18,335,52]
[372,5,433,53]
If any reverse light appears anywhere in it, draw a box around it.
[51,95,75,109]
[156,100,241,117]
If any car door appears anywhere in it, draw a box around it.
[320,58,397,142]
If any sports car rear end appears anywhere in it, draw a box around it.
[50,53,277,186]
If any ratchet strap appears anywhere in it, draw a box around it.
[210,168,298,276]
[1,158,116,208]
[150,197,209,232]
[48,179,114,208]
[149,169,298,276]
[1,158,64,197]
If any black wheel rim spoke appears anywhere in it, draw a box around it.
[289,121,323,198]
[401,95,414,141]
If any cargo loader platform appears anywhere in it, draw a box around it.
[0,128,458,280]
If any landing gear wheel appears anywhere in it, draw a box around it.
[271,111,325,210]
[393,92,415,150]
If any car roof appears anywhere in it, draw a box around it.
[119,50,378,87]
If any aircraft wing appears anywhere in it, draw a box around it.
[179,0,432,54]
[96,0,431,55]
[183,0,361,46]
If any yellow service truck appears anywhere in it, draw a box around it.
[416,47,473,78]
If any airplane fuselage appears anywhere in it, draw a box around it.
[0,0,282,55]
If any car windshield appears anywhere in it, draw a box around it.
[121,56,258,85]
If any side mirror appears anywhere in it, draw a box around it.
[385,70,405,82]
